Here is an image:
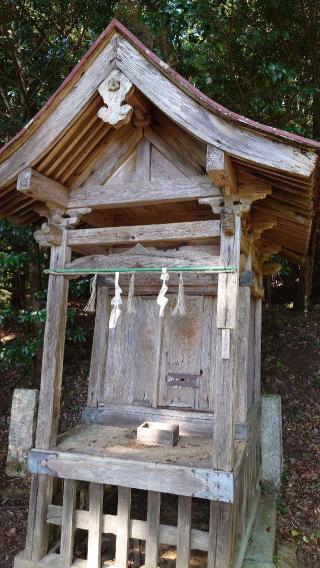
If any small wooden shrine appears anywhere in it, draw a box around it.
[0,18,319,568]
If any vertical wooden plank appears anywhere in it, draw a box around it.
[197,296,214,410]
[87,482,104,568]
[25,231,71,561]
[60,479,77,568]
[104,297,161,406]
[158,296,204,409]
[115,487,131,568]
[235,286,251,424]
[208,501,233,568]
[87,282,110,406]
[247,300,255,410]
[253,298,262,402]
[213,217,241,471]
[135,138,151,181]
[145,491,161,568]
[176,496,192,568]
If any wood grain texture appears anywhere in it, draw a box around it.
[146,127,198,177]
[216,216,241,329]
[116,36,316,177]
[103,296,161,406]
[82,404,215,436]
[135,137,151,181]
[87,483,104,568]
[28,448,235,501]
[67,243,220,271]
[24,475,53,561]
[213,216,241,471]
[25,232,71,562]
[206,146,237,194]
[17,168,69,208]
[236,286,251,424]
[36,232,71,449]
[208,502,233,568]
[87,284,110,407]
[176,496,192,568]
[65,220,221,248]
[68,175,220,209]
[145,491,161,568]
[60,479,77,568]
[77,123,142,188]
[253,298,262,403]
[46,504,210,551]
[115,487,131,568]
[158,296,210,410]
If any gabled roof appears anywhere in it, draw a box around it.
[0,19,318,262]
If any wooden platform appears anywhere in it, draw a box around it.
[56,424,215,467]
[28,423,245,502]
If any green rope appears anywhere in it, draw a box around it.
[44,265,237,275]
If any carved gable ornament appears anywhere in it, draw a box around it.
[97,69,133,128]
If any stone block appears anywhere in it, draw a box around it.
[6,388,38,477]
[261,395,283,495]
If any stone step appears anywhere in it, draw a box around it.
[242,497,277,567]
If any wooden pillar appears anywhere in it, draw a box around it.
[25,230,71,561]
[213,214,241,472]
[253,298,262,403]
[236,253,252,425]
[60,479,77,567]
[208,501,233,568]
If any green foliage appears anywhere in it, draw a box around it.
[0,305,87,375]
[1,0,320,145]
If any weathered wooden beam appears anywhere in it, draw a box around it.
[68,175,220,209]
[65,220,221,248]
[82,404,253,442]
[17,168,69,209]
[206,145,237,194]
[28,448,234,502]
[67,244,220,273]
[117,36,316,178]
